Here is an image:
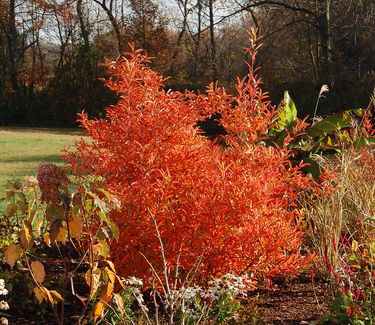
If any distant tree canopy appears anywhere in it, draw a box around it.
[0,0,374,127]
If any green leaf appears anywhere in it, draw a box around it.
[46,204,65,223]
[5,203,18,218]
[17,197,28,214]
[97,211,119,241]
[306,112,352,138]
[354,135,375,149]
[302,157,325,180]
[275,91,297,132]
[85,199,93,213]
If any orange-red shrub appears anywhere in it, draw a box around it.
[65,44,314,285]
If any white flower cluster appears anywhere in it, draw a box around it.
[206,273,249,299]
[181,286,202,301]
[122,276,143,287]
[178,273,252,305]
[179,274,253,320]
[0,280,8,297]
[0,279,9,325]
[121,277,149,313]
[183,307,201,320]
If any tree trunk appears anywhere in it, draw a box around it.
[8,0,18,94]
[317,0,332,85]
[208,0,217,81]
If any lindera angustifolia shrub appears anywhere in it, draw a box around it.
[2,163,124,324]
[64,31,316,291]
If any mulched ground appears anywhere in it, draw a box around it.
[258,274,334,324]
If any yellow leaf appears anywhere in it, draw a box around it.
[33,286,55,305]
[50,290,64,302]
[43,232,51,247]
[103,267,115,284]
[34,287,46,304]
[105,260,116,274]
[35,219,43,236]
[68,216,83,239]
[28,207,38,223]
[5,244,22,269]
[352,240,359,252]
[99,283,114,303]
[94,301,105,321]
[31,261,45,284]
[20,221,33,249]
[84,267,101,299]
[104,260,125,289]
[24,220,33,241]
[113,293,124,316]
[93,243,103,256]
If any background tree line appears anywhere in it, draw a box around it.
[1,0,374,127]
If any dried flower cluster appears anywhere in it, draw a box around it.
[37,162,69,203]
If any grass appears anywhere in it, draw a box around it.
[0,127,83,214]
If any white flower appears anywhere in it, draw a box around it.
[123,276,143,287]
[0,301,9,310]
[0,317,8,325]
[0,287,8,296]
[184,308,200,320]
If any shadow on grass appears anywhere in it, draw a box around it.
[1,154,64,163]
[0,126,84,136]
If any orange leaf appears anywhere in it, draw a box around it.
[94,301,105,321]
[68,215,83,239]
[31,261,45,284]
[43,232,51,247]
[5,244,22,269]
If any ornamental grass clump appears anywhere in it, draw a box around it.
[303,147,375,323]
[64,38,316,287]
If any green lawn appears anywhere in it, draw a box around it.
[0,127,83,214]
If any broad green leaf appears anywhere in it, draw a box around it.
[46,204,65,223]
[306,112,352,138]
[302,157,325,180]
[97,211,119,241]
[5,203,17,218]
[274,91,297,132]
